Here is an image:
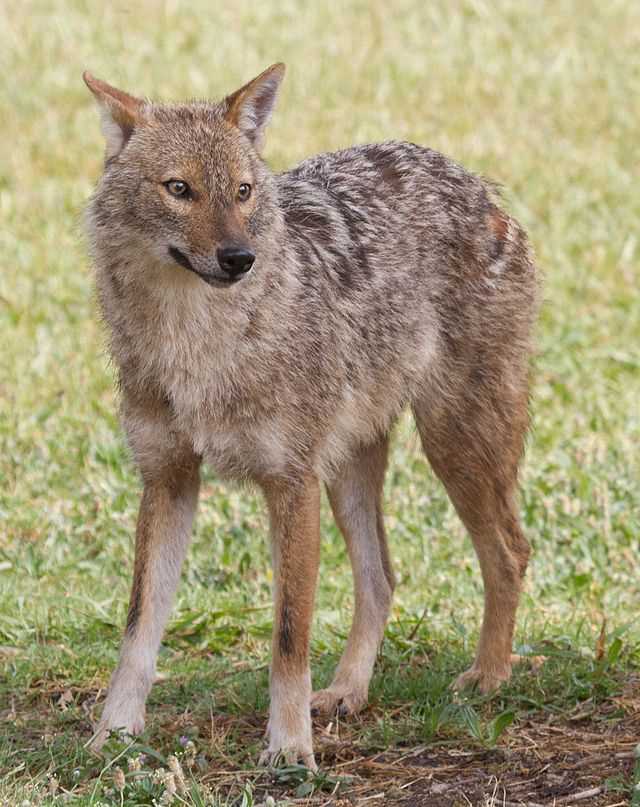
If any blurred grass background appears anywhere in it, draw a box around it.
[0,0,639,804]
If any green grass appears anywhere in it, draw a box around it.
[1,0,639,804]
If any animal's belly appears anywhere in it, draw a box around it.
[191,419,292,480]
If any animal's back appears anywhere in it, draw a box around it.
[280,140,505,280]
[274,141,539,463]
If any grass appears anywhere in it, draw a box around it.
[1,0,639,804]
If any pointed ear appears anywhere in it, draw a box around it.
[224,63,285,153]
[83,72,144,160]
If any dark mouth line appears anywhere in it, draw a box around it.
[168,246,234,286]
[168,245,195,273]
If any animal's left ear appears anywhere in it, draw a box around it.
[83,72,145,160]
[224,63,286,153]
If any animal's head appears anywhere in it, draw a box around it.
[84,64,285,287]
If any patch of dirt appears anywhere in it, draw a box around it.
[128,693,639,806]
[4,683,639,806]
[195,702,639,806]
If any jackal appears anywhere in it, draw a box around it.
[84,63,539,769]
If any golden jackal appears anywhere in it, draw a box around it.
[84,64,539,769]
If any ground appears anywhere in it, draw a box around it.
[1,1,639,805]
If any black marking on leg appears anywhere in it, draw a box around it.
[126,594,140,635]
[126,560,145,635]
[278,600,294,657]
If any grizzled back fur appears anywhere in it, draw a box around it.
[84,66,539,485]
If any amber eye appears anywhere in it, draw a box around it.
[164,179,190,198]
[238,183,252,202]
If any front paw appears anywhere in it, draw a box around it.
[259,714,316,771]
[259,745,317,772]
[88,701,146,752]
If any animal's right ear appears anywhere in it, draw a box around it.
[83,72,144,160]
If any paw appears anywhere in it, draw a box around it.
[260,709,316,772]
[259,726,317,771]
[258,745,317,772]
[311,685,367,717]
[510,652,547,673]
[452,663,511,695]
[87,703,146,752]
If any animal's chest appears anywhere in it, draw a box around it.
[151,354,290,480]
[105,277,298,478]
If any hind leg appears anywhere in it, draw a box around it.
[311,436,394,716]
[413,382,530,694]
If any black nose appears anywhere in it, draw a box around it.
[216,247,255,279]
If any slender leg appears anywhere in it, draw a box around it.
[413,380,530,693]
[446,475,528,692]
[312,436,394,716]
[89,450,200,750]
[259,475,321,770]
